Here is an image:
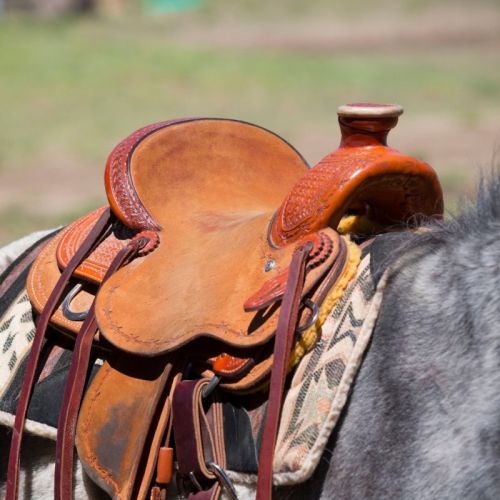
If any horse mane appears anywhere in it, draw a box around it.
[420,171,500,240]
[313,172,500,499]
[373,171,500,279]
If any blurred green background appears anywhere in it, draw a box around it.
[1,0,500,245]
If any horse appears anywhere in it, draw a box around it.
[1,174,499,499]
[282,175,500,499]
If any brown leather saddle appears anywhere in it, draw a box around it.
[6,104,443,500]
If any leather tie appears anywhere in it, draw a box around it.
[6,209,112,500]
[55,235,149,499]
[256,243,311,500]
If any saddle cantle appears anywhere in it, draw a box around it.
[8,104,443,500]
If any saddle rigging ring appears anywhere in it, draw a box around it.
[62,283,90,322]
[296,298,320,333]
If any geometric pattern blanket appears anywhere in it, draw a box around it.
[0,232,387,494]
[0,230,54,436]
[0,231,102,441]
[228,250,387,489]
[0,230,64,439]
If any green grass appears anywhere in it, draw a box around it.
[1,17,499,169]
[0,11,499,244]
[0,201,100,239]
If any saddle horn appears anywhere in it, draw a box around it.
[269,103,444,246]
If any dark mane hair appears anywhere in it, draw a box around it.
[422,172,500,239]
[377,172,500,276]
[314,170,500,500]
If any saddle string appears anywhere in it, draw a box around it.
[256,242,312,500]
[148,371,182,499]
[55,236,150,500]
[5,208,113,500]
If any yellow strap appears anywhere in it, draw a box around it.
[337,214,382,236]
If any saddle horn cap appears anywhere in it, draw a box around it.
[337,102,403,118]
[337,103,403,144]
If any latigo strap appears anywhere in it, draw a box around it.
[256,243,311,500]
[55,234,152,499]
[5,208,112,500]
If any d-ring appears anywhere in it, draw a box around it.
[296,298,319,333]
[62,283,89,321]
[207,462,238,500]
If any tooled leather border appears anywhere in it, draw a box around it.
[104,118,309,232]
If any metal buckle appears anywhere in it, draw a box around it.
[207,462,238,500]
[296,298,319,333]
[61,283,89,321]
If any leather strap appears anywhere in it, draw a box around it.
[173,379,217,484]
[55,237,146,500]
[5,209,112,500]
[172,379,227,499]
[256,243,310,500]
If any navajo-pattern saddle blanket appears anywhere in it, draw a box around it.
[0,230,101,440]
[0,232,386,493]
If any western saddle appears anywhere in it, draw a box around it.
[6,103,443,499]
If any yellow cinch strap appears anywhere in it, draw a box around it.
[337,214,382,236]
[288,237,361,370]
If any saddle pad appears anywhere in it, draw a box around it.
[0,231,100,439]
[0,291,38,411]
[227,250,388,488]
[0,230,57,403]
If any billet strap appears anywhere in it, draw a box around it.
[139,369,181,499]
[5,209,112,500]
[172,379,230,499]
[55,235,150,500]
[173,379,217,482]
[256,243,311,500]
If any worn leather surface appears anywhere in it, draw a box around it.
[97,119,313,355]
[27,214,341,388]
[76,354,174,499]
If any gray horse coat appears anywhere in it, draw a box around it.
[1,177,500,499]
